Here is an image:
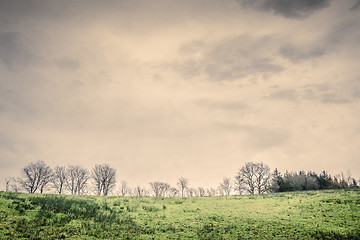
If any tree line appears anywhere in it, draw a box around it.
[3,161,115,196]
[2,161,359,196]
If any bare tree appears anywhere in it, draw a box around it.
[219,177,232,196]
[10,178,20,192]
[206,188,217,197]
[193,188,200,197]
[133,186,147,197]
[52,166,67,194]
[198,187,205,197]
[65,165,89,195]
[5,178,11,192]
[168,187,179,197]
[350,178,358,188]
[18,161,52,194]
[255,163,271,194]
[177,177,189,197]
[237,162,256,194]
[237,162,271,194]
[92,164,116,196]
[234,174,245,195]
[149,182,170,197]
[119,180,129,196]
[187,188,196,197]
[39,167,53,194]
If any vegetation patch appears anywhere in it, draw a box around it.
[1,189,359,239]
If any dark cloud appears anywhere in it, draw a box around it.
[278,44,326,62]
[55,57,80,71]
[237,0,332,19]
[320,93,350,104]
[174,35,284,81]
[0,32,34,69]
[350,78,360,98]
[352,91,360,98]
[350,0,360,10]
[265,83,357,104]
[310,79,360,104]
[326,19,360,47]
[0,0,240,36]
[265,89,297,101]
[204,58,283,82]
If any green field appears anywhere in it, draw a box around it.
[0,189,359,239]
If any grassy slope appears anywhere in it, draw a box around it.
[0,189,359,239]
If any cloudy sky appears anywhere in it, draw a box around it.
[1,0,360,189]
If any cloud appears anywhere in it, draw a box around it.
[173,35,284,81]
[350,0,360,10]
[275,17,360,63]
[265,89,297,101]
[172,60,202,79]
[0,32,34,69]
[349,78,360,98]
[194,99,248,111]
[55,57,80,71]
[278,44,326,62]
[326,19,360,47]
[1,0,360,186]
[310,78,360,104]
[320,93,350,104]
[216,122,291,150]
[236,0,333,19]
[204,58,283,82]
[265,82,357,104]
[178,40,206,55]
[0,131,16,151]
[245,127,291,150]
[0,88,38,121]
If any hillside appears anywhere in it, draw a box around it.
[0,189,359,239]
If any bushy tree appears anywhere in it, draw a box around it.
[271,171,331,192]
[317,170,333,190]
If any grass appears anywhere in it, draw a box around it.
[0,189,359,239]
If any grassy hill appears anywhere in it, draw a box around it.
[0,189,359,239]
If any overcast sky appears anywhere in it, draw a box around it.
[1,0,360,189]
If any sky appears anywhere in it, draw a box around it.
[1,0,360,190]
